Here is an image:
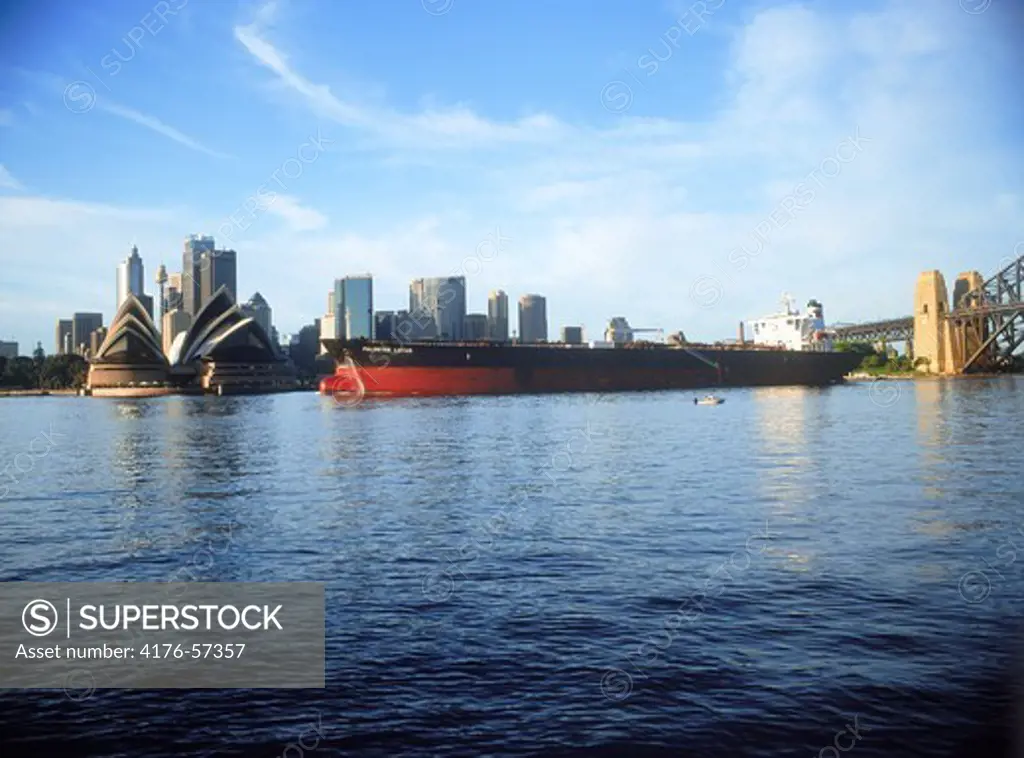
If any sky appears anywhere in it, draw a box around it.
[0,0,1021,351]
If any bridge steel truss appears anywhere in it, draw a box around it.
[832,317,914,345]
[950,254,1024,373]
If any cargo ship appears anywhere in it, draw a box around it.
[319,297,863,398]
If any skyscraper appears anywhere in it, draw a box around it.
[561,326,583,345]
[200,248,237,307]
[518,294,547,343]
[241,292,273,336]
[487,290,509,341]
[409,277,466,340]
[71,312,103,355]
[182,234,215,317]
[333,275,374,339]
[464,313,488,340]
[116,245,145,310]
[166,272,184,312]
[55,319,72,355]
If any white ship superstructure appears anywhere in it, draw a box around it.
[746,295,833,351]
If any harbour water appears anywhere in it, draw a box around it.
[1,377,1023,756]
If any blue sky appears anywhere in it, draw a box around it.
[1,0,1021,350]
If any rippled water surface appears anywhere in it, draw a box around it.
[2,378,1024,757]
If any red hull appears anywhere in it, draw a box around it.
[320,365,719,397]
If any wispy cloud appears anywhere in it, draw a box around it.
[98,102,233,159]
[233,4,565,149]
[0,165,23,191]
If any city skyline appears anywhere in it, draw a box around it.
[1,0,1022,352]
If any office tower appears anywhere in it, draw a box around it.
[464,313,488,341]
[327,291,335,316]
[374,311,395,342]
[561,326,583,345]
[392,310,414,343]
[89,327,107,357]
[162,309,192,357]
[200,247,237,307]
[333,275,374,340]
[116,245,146,310]
[71,312,103,355]
[139,294,154,320]
[165,272,184,312]
[0,341,17,359]
[241,292,273,336]
[409,277,466,340]
[318,316,335,355]
[182,234,215,316]
[55,319,73,355]
[518,294,547,343]
[487,290,509,341]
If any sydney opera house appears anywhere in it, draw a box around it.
[87,287,297,396]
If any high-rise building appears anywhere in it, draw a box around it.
[318,315,335,355]
[333,275,374,339]
[561,326,583,345]
[116,245,145,310]
[518,295,547,343]
[166,272,184,312]
[0,341,17,359]
[182,234,215,316]
[392,310,415,343]
[139,294,154,321]
[71,313,103,355]
[410,277,466,340]
[162,309,192,357]
[200,248,237,307]
[89,327,107,358]
[241,292,273,337]
[55,319,73,355]
[464,313,488,340]
[374,311,396,341]
[487,290,509,341]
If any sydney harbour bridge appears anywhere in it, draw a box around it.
[832,250,1024,374]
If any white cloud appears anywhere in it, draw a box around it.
[264,194,328,231]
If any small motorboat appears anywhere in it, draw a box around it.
[694,394,724,406]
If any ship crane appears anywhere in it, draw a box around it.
[604,317,664,345]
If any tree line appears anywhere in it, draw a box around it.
[0,346,88,390]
